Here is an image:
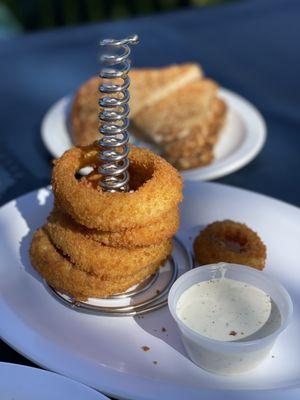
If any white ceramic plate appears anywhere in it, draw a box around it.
[41,88,266,181]
[1,183,300,400]
[0,361,107,400]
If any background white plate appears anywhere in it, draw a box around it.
[41,89,266,181]
[1,183,300,400]
[0,361,107,400]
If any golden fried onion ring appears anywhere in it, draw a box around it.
[44,209,172,278]
[30,229,161,300]
[52,144,182,231]
[193,220,266,270]
[51,206,179,248]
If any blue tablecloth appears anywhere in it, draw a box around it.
[0,0,299,376]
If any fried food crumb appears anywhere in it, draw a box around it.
[229,330,237,336]
[142,346,150,352]
[161,327,167,332]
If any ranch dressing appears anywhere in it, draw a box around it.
[176,278,281,342]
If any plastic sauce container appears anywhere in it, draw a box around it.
[168,263,293,375]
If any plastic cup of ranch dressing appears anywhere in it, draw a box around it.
[168,263,293,375]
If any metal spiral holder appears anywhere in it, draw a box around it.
[98,34,139,192]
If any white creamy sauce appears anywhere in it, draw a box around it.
[176,278,281,342]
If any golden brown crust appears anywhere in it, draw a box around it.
[44,209,173,278]
[51,145,183,231]
[50,206,179,248]
[193,220,266,270]
[30,229,162,300]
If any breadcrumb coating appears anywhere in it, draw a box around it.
[30,229,164,300]
[44,209,173,278]
[52,145,182,231]
[194,220,266,270]
[50,206,179,248]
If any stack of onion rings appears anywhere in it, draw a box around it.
[44,209,173,278]
[30,229,163,300]
[193,220,266,270]
[30,145,182,299]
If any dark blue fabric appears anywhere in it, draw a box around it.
[0,0,299,370]
[0,0,299,206]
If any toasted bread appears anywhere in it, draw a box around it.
[132,79,219,144]
[162,98,227,170]
[71,76,99,146]
[165,144,214,170]
[71,63,202,146]
[129,63,202,116]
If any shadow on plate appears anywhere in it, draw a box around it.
[132,225,207,358]
[133,306,188,358]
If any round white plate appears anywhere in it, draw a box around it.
[0,361,107,400]
[1,183,300,400]
[41,88,266,181]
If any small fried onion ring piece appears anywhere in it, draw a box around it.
[30,229,162,300]
[193,220,266,270]
[52,144,182,231]
[44,210,173,278]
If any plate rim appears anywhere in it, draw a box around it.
[0,361,108,399]
[1,182,299,400]
[40,88,267,181]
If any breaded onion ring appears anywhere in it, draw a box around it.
[44,210,172,278]
[51,144,182,231]
[51,206,179,248]
[30,229,161,300]
[193,220,266,270]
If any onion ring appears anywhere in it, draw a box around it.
[51,206,179,248]
[193,220,266,270]
[30,229,161,300]
[44,209,172,278]
[51,144,182,231]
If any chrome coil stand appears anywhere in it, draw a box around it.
[98,34,139,192]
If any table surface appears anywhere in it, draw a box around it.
[0,0,299,393]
